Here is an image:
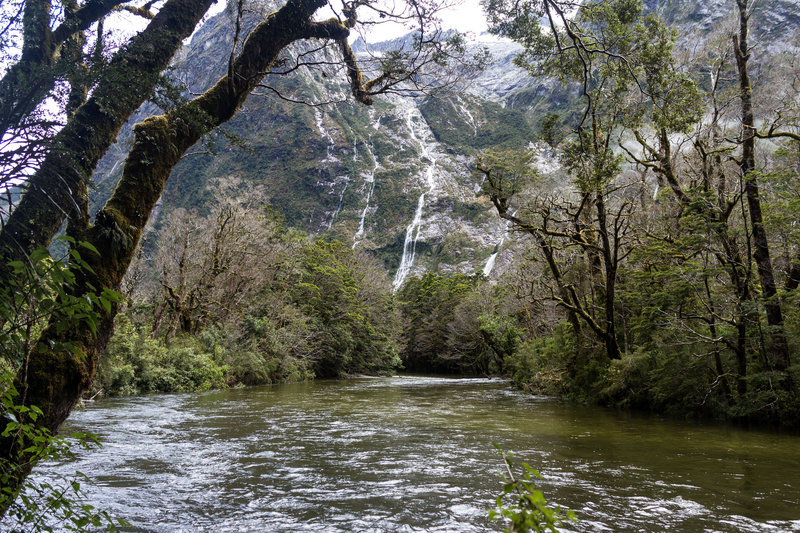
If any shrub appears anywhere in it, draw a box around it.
[504,323,575,395]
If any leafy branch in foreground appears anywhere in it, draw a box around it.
[489,443,575,533]
[0,377,128,532]
[0,240,125,528]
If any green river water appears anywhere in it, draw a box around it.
[34,376,800,531]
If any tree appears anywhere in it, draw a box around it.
[397,271,489,373]
[291,237,400,377]
[732,0,790,371]
[0,0,476,514]
[479,0,671,364]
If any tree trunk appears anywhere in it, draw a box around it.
[786,249,800,293]
[595,192,621,361]
[733,0,790,371]
[0,0,215,276]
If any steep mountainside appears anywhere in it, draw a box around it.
[89,0,800,285]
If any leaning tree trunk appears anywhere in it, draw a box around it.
[0,0,215,278]
[733,0,790,371]
[0,0,351,514]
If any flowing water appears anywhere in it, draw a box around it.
[35,377,800,532]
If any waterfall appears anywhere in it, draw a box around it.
[483,214,514,277]
[314,109,339,163]
[393,193,426,290]
[326,177,349,230]
[392,106,439,290]
[482,241,502,277]
[456,96,477,136]
[353,142,379,247]
[314,108,350,229]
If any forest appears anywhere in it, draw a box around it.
[1,0,800,530]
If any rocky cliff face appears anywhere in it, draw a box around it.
[89,0,800,285]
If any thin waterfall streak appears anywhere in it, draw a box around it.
[483,214,514,276]
[353,141,379,247]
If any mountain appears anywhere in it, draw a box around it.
[88,0,800,286]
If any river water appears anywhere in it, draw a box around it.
[35,377,800,532]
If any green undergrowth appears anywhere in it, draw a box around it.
[503,322,800,427]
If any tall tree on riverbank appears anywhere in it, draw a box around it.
[732,0,790,372]
[480,0,680,364]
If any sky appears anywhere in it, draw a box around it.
[354,0,489,42]
[109,0,489,47]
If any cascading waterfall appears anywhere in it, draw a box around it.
[393,193,426,290]
[314,109,339,163]
[353,141,379,247]
[326,178,349,230]
[392,106,439,290]
[456,96,477,136]
[482,238,504,277]
[315,108,350,229]
[483,213,515,276]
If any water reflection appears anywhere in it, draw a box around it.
[32,376,800,532]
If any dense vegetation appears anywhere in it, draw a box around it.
[476,0,800,426]
[94,195,400,396]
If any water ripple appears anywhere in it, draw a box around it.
[20,377,800,532]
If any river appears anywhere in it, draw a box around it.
[32,376,800,532]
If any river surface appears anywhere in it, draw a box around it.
[33,376,800,532]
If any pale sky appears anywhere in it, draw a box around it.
[187,0,487,44]
[318,0,489,42]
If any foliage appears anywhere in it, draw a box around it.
[503,323,575,396]
[489,444,574,533]
[291,237,401,377]
[96,204,401,396]
[0,378,127,532]
[0,245,124,529]
[397,272,524,375]
[0,239,120,367]
[96,316,228,396]
[398,272,486,373]
[476,0,800,427]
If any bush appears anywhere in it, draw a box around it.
[599,349,656,409]
[504,323,575,395]
[96,316,227,396]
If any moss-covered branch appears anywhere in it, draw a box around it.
[0,0,215,275]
